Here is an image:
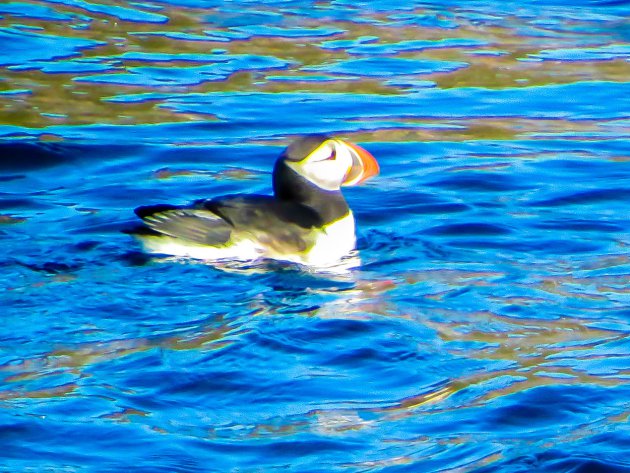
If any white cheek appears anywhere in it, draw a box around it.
[287,142,355,191]
[336,147,354,172]
[302,159,347,190]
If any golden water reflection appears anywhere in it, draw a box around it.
[1,2,628,132]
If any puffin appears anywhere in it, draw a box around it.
[130,134,379,267]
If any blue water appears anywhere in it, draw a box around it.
[1,1,630,471]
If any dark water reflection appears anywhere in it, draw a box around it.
[1,1,630,472]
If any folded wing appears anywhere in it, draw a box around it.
[134,205,232,246]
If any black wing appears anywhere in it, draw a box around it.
[133,195,323,252]
[203,195,323,229]
[201,195,324,254]
[134,204,232,245]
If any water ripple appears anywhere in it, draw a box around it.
[1,1,629,472]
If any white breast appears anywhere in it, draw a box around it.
[301,212,356,267]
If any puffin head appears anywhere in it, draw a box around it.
[278,134,379,192]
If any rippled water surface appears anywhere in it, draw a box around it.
[2,1,630,471]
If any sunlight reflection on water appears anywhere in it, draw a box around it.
[1,0,629,471]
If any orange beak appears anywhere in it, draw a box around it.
[342,141,379,186]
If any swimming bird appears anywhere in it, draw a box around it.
[130,134,379,267]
